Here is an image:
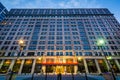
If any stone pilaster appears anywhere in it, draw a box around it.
[95,59,101,73]
[83,59,89,73]
[18,59,25,74]
[31,59,36,74]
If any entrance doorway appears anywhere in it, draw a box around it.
[45,65,75,74]
[66,66,74,73]
[55,66,65,74]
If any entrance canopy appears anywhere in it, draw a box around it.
[41,62,78,65]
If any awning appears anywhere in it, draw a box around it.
[41,62,78,65]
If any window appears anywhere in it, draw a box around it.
[4,41,11,45]
[108,41,115,44]
[56,41,63,44]
[57,32,62,35]
[1,46,8,50]
[0,36,5,40]
[0,41,2,45]
[56,46,63,50]
[27,52,35,56]
[28,46,36,50]
[49,32,55,35]
[47,46,54,50]
[76,52,82,56]
[94,52,102,56]
[8,52,16,56]
[0,52,5,56]
[65,36,71,40]
[37,52,44,56]
[48,41,54,44]
[33,32,39,36]
[111,46,118,50]
[38,46,45,50]
[74,46,81,50]
[10,46,17,50]
[83,46,91,50]
[56,52,63,56]
[7,36,13,40]
[72,32,78,35]
[56,36,62,40]
[41,32,47,35]
[65,46,72,50]
[39,41,46,44]
[50,28,55,31]
[84,52,92,56]
[30,41,37,45]
[47,52,54,56]
[64,28,70,31]
[25,32,31,35]
[103,52,108,56]
[74,41,80,44]
[64,32,70,35]
[65,41,71,44]
[73,36,79,39]
[48,36,54,40]
[66,52,72,56]
[40,36,46,40]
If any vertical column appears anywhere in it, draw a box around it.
[65,66,66,74]
[8,59,15,71]
[42,66,46,74]
[104,59,110,71]
[83,59,89,73]
[0,60,4,69]
[95,59,101,74]
[74,66,78,74]
[31,59,36,74]
[18,59,25,74]
[115,59,120,70]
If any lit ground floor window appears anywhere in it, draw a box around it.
[0,56,120,74]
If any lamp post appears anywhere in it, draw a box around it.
[96,38,116,80]
[71,65,74,80]
[45,66,47,80]
[84,70,88,80]
[44,53,47,80]
[31,71,34,80]
[8,39,25,80]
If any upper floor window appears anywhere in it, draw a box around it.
[66,52,73,56]
[74,46,81,50]
[84,52,92,56]
[76,52,82,56]
[56,52,63,56]
[65,41,71,44]
[65,46,72,50]
[47,52,54,56]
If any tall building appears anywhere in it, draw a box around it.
[0,7,120,75]
[0,2,8,22]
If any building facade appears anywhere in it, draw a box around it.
[0,2,8,22]
[0,8,120,75]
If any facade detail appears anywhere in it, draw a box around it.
[0,7,120,75]
[0,2,8,22]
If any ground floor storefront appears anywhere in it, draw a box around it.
[0,56,120,75]
[42,65,76,74]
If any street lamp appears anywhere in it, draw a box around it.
[96,38,116,80]
[18,39,25,52]
[8,39,25,80]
